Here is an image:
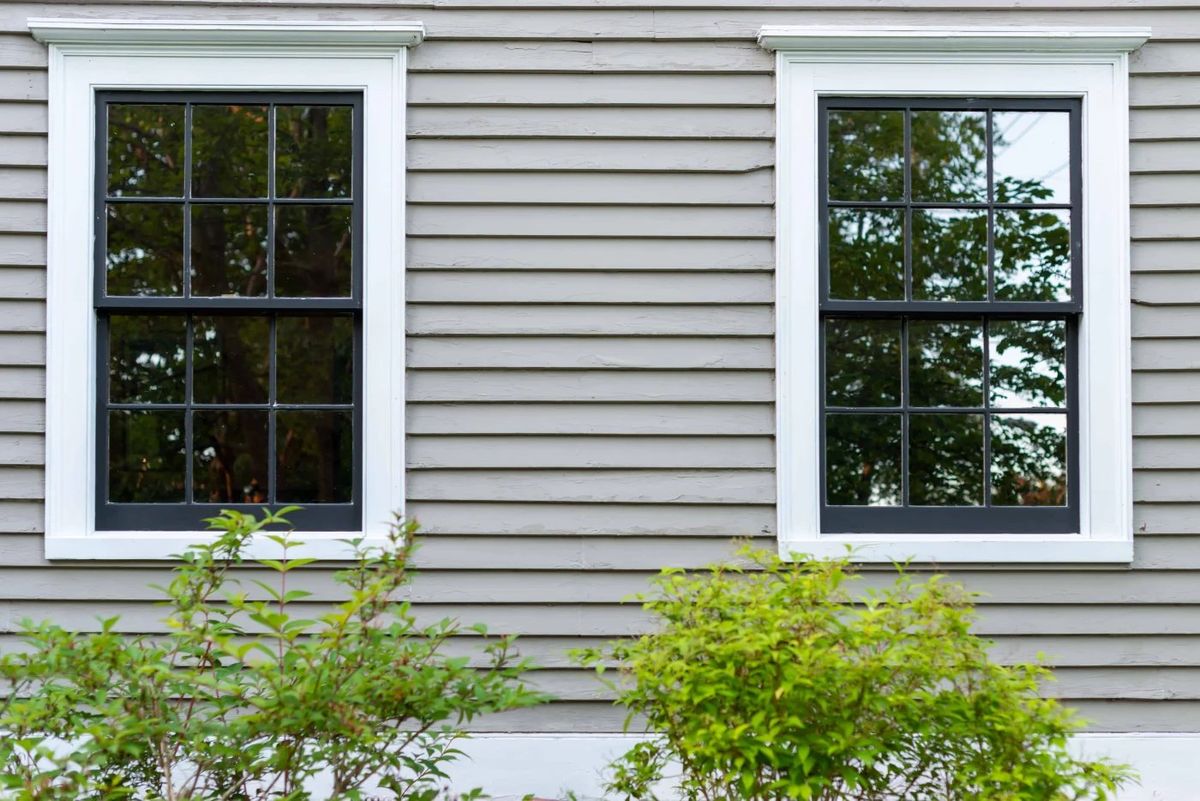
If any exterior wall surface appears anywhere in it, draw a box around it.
[0,1,1197,738]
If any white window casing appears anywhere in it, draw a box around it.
[762,27,1150,564]
[31,19,423,560]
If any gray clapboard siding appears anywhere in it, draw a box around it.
[407,305,773,335]
[407,468,776,503]
[408,370,774,402]
[408,435,775,468]
[0,69,44,102]
[0,300,43,333]
[407,336,774,369]
[1134,339,1200,370]
[1133,239,1200,271]
[408,106,775,139]
[408,40,773,73]
[1135,404,1200,434]
[408,139,774,172]
[1131,111,1200,144]
[408,170,775,205]
[1132,173,1200,207]
[0,366,43,399]
[0,466,40,500]
[0,400,41,433]
[408,205,773,237]
[0,103,45,135]
[409,237,774,269]
[407,403,775,435]
[0,499,38,532]
[0,333,42,366]
[0,135,45,168]
[0,167,45,201]
[407,271,774,303]
[0,433,39,466]
[1133,272,1200,304]
[0,232,44,266]
[0,201,44,234]
[408,74,775,106]
[1134,372,1200,403]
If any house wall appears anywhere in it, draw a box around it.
[0,1,1198,736]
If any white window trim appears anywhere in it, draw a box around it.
[762,26,1149,564]
[30,19,423,560]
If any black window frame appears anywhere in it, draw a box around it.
[818,96,1082,535]
[94,90,365,532]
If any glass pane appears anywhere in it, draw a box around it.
[276,106,353,199]
[993,111,1070,204]
[828,208,904,300]
[827,109,904,202]
[193,410,269,504]
[190,205,269,297]
[912,209,987,301]
[277,316,354,404]
[991,413,1068,507]
[908,320,984,407]
[105,203,184,296]
[192,316,270,404]
[107,104,184,197]
[994,209,1071,302]
[825,319,900,407]
[108,410,185,502]
[909,414,984,506]
[191,104,268,198]
[825,414,901,506]
[275,205,353,297]
[277,411,354,503]
[108,315,186,404]
[911,110,987,203]
[989,319,1067,408]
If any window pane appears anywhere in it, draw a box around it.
[828,208,904,300]
[192,316,270,404]
[989,319,1067,408]
[827,109,904,202]
[191,105,268,198]
[105,203,184,296]
[912,209,987,301]
[825,319,900,407]
[909,414,984,506]
[107,104,184,197]
[108,410,185,502]
[277,316,354,404]
[908,320,984,407]
[193,410,269,504]
[994,209,1071,302]
[910,110,987,203]
[108,315,186,404]
[190,205,269,297]
[993,111,1070,204]
[991,413,1068,507]
[274,205,353,297]
[276,106,353,199]
[277,411,353,503]
[825,414,901,506]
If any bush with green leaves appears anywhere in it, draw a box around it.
[0,509,544,801]
[578,549,1133,801]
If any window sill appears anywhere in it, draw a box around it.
[778,537,1133,565]
[45,533,386,562]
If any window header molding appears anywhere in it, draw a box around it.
[29,18,425,49]
[757,25,1149,55]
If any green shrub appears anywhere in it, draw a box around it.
[0,509,544,800]
[577,549,1133,801]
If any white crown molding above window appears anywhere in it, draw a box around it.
[757,25,1150,53]
[35,18,419,560]
[764,26,1147,564]
[29,18,425,48]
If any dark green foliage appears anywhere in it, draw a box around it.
[578,550,1133,801]
[0,509,544,800]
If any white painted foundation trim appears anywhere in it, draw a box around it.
[33,19,421,560]
[438,733,1200,801]
[766,26,1147,564]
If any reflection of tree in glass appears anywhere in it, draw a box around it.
[276,106,353,199]
[911,111,986,202]
[108,411,185,502]
[909,415,984,505]
[908,321,983,408]
[107,104,184,197]
[826,415,901,506]
[828,209,904,300]
[991,415,1068,506]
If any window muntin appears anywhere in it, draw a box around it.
[819,98,1080,535]
[95,92,363,532]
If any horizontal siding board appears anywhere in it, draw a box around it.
[408,270,773,304]
[0,300,43,332]
[1134,372,1200,402]
[408,170,774,204]
[0,232,45,266]
[408,370,774,402]
[1133,339,1200,369]
[1136,437,1200,468]
[1133,272,1200,305]
[0,400,41,432]
[409,74,775,106]
[1133,240,1200,271]
[0,34,45,68]
[1133,306,1200,337]
[408,435,774,468]
[407,402,774,435]
[1132,41,1200,74]
[0,333,43,366]
[1136,470,1200,501]
[1133,206,1200,238]
[0,266,43,299]
[1132,173,1200,205]
[1135,503,1200,533]
[0,499,38,532]
[409,500,773,536]
[0,102,46,135]
[1135,404,1200,435]
[409,40,773,73]
[0,432,40,465]
[407,468,775,503]
[408,139,774,172]
[408,237,774,270]
[407,305,773,336]
[0,466,40,499]
[0,69,44,102]
[0,134,45,168]
[409,106,774,140]
[0,366,43,399]
[0,200,44,233]
[1132,75,1200,108]
[408,336,774,369]
[408,204,773,237]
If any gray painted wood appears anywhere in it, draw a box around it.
[1,3,1198,736]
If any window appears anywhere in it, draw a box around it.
[32,19,421,559]
[97,93,362,531]
[819,98,1078,535]
[762,26,1149,563]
